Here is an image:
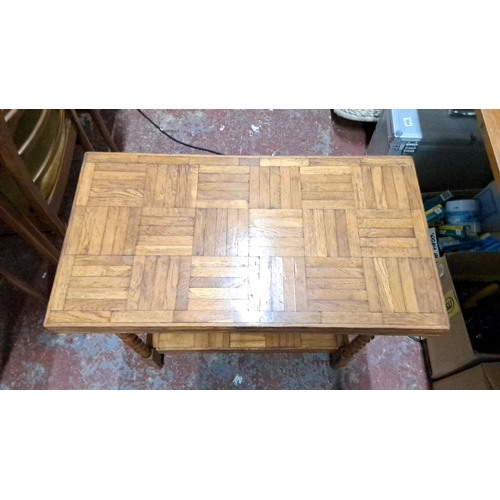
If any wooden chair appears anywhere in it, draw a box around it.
[69,109,118,152]
[1,109,116,231]
[0,115,63,299]
[0,115,67,238]
[1,109,77,231]
[0,264,48,303]
[0,110,118,300]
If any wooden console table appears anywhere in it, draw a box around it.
[44,153,449,369]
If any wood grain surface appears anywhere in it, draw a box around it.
[476,109,500,184]
[44,154,449,336]
[152,331,348,352]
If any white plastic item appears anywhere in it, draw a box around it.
[466,221,482,234]
[445,199,479,214]
[475,181,500,231]
[445,199,480,225]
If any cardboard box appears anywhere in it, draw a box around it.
[445,251,500,282]
[433,362,500,390]
[424,253,500,380]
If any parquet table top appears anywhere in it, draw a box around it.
[44,153,449,337]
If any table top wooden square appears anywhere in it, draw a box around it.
[44,153,449,336]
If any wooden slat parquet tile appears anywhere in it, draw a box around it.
[45,155,449,341]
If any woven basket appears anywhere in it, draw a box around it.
[333,109,382,122]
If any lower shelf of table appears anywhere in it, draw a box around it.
[152,332,348,353]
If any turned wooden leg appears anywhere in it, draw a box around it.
[116,333,163,368]
[330,335,374,369]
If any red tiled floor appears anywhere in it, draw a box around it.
[0,109,430,389]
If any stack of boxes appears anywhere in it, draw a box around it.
[426,186,500,256]
[423,182,500,389]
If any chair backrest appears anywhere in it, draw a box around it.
[0,113,67,237]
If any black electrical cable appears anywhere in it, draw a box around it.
[136,109,223,155]
[408,336,422,343]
